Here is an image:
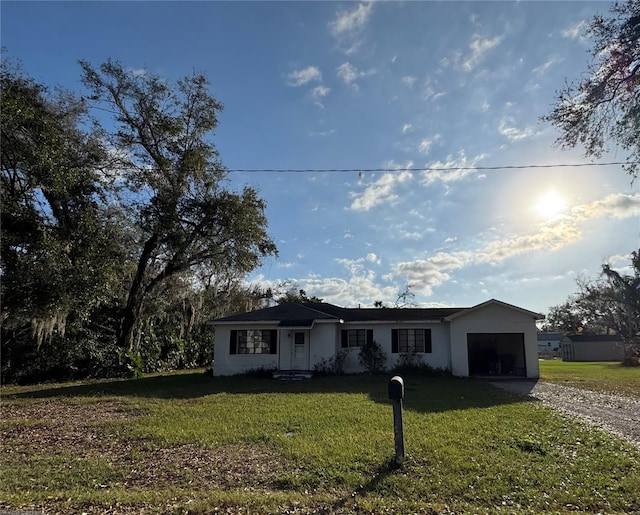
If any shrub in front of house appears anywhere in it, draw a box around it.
[358,340,387,373]
[314,349,348,375]
[392,351,451,376]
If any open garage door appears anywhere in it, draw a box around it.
[467,333,526,377]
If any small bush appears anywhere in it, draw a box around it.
[244,366,276,378]
[391,352,450,376]
[358,340,387,373]
[314,349,348,375]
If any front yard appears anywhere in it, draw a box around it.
[2,371,639,514]
[539,360,640,398]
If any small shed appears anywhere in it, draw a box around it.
[561,334,624,362]
[537,331,563,357]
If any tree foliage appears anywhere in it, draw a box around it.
[543,1,640,178]
[79,60,277,352]
[543,250,640,342]
[1,60,129,343]
[1,58,277,383]
[272,280,323,304]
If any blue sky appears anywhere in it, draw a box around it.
[2,1,639,313]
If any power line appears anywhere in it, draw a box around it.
[225,161,636,173]
[99,160,636,175]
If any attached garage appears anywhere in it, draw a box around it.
[467,333,526,377]
[447,299,542,379]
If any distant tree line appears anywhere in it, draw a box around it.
[1,57,280,383]
[542,250,640,366]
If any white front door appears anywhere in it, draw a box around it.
[291,331,309,370]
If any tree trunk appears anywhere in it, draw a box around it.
[118,233,158,351]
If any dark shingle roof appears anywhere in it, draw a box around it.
[213,303,340,323]
[213,302,465,324]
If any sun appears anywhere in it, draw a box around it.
[535,191,566,218]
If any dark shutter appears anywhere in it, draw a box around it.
[270,330,278,354]
[366,329,373,345]
[341,330,348,348]
[229,330,238,355]
[425,329,432,353]
[391,329,398,353]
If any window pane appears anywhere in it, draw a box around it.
[237,330,272,354]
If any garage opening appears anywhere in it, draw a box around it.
[467,333,526,377]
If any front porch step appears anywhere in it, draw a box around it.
[273,370,313,380]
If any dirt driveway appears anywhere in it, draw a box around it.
[491,380,640,448]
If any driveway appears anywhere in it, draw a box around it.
[490,380,640,449]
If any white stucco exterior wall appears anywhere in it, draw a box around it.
[309,323,339,368]
[212,325,278,376]
[449,303,539,378]
[341,323,451,373]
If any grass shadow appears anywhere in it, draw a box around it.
[3,370,538,414]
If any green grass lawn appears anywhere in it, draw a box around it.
[539,360,640,398]
[2,371,639,514]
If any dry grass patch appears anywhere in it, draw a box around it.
[2,400,298,493]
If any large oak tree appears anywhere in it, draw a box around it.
[80,60,277,351]
[543,1,639,178]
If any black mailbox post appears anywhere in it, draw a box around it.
[388,375,405,465]
[388,375,404,400]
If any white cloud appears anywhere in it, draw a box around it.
[328,2,373,55]
[418,134,440,156]
[422,77,446,101]
[311,85,331,100]
[336,62,376,91]
[287,66,322,87]
[402,76,417,88]
[418,138,433,155]
[462,34,503,72]
[398,230,423,240]
[498,116,537,141]
[475,221,582,264]
[392,252,473,296]
[532,56,563,75]
[349,171,413,211]
[421,151,488,185]
[402,124,413,134]
[387,193,640,296]
[366,253,381,265]
[311,84,331,108]
[570,193,640,221]
[309,129,335,137]
[562,20,588,41]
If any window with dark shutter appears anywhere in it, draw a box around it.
[392,328,432,353]
[231,329,275,354]
[342,329,368,347]
[229,330,238,355]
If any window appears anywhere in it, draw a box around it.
[341,329,373,348]
[391,329,432,353]
[229,329,277,355]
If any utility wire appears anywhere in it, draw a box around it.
[226,162,636,173]
[102,161,636,174]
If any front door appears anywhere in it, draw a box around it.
[291,331,309,370]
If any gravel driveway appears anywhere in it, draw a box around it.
[490,380,640,448]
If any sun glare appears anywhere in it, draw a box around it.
[535,191,566,218]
